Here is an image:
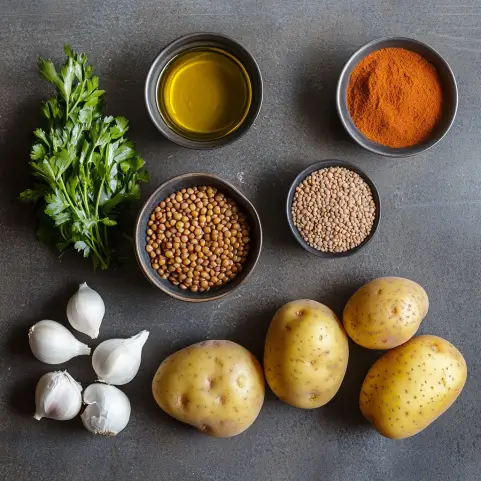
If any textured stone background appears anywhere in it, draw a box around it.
[1,1,480,480]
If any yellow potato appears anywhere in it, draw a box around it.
[343,277,429,349]
[264,299,349,408]
[152,340,264,437]
[360,335,467,439]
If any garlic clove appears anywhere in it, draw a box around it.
[67,282,105,339]
[92,330,149,385]
[29,320,91,365]
[81,383,131,436]
[34,371,82,421]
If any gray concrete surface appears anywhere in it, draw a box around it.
[1,1,480,480]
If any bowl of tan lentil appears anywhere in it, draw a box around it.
[336,37,458,157]
[135,173,262,302]
[286,160,380,257]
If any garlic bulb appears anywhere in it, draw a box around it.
[29,320,91,364]
[92,330,149,385]
[81,383,131,436]
[34,371,82,421]
[66,282,105,339]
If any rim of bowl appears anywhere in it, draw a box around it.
[135,173,263,302]
[145,32,263,150]
[336,36,459,158]
[286,160,381,258]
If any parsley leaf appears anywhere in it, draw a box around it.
[20,45,150,270]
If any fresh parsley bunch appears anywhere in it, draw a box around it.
[20,45,149,270]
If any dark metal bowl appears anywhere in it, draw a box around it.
[286,160,381,258]
[145,33,263,149]
[336,37,458,158]
[135,173,262,302]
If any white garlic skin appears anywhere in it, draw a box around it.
[81,383,131,436]
[34,371,82,421]
[92,330,149,385]
[29,320,91,364]
[67,282,105,339]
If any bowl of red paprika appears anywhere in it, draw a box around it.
[336,37,458,158]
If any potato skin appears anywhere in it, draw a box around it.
[152,340,264,437]
[264,299,349,409]
[343,277,429,349]
[360,335,467,439]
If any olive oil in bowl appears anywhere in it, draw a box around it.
[157,47,252,142]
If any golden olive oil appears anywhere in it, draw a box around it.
[157,47,252,141]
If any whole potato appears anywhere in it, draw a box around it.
[152,340,264,437]
[360,335,467,439]
[264,300,349,408]
[343,277,429,349]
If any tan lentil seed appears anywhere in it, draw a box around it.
[291,167,376,253]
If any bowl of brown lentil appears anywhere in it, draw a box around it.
[135,173,262,302]
[286,160,380,257]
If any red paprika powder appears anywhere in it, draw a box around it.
[347,48,443,148]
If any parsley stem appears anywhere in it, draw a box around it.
[82,182,90,215]
[68,78,86,117]
[93,177,108,257]
[84,237,108,270]
[58,176,80,217]
[95,178,104,216]
[103,224,109,251]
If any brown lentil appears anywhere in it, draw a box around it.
[146,186,250,292]
[291,167,376,253]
